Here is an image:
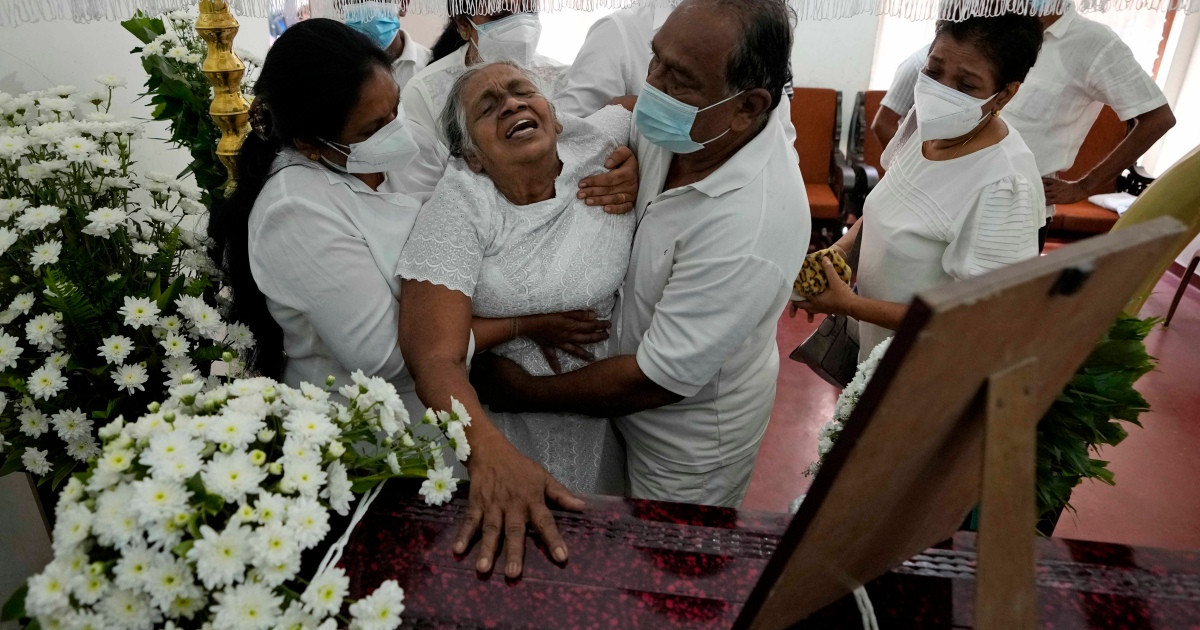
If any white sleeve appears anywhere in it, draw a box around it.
[942,176,1041,280]
[1086,39,1169,121]
[556,15,636,118]
[395,166,493,297]
[250,198,407,380]
[880,44,928,114]
[583,104,633,145]
[400,78,440,138]
[636,254,788,397]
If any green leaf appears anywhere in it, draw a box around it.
[0,450,25,477]
[50,461,77,490]
[157,275,187,310]
[120,13,166,45]
[1,584,27,621]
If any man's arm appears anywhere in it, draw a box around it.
[870,105,903,150]
[473,353,683,418]
[1043,104,1176,205]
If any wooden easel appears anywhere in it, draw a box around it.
[735,217,1185,630]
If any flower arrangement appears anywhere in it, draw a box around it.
[804,338,890,477]
[0,80,245,485]
[11,371,467,630]
[122,8,261,205]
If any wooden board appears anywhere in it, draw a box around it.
[735,217,1185,630]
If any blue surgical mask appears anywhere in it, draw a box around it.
[634,83,744,154]
[345,2,401,50]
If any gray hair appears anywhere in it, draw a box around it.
[439,60,546,159]
[697,0,794,113]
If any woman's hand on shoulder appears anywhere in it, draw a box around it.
[578,145,638,215]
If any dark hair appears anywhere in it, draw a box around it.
[934,14,1043,86]
[704,0,794,114]
[207,18,390,378]
[429,3,539,63]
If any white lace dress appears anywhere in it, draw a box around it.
[396,106,634,495]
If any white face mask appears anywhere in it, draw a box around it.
[319,112,420,174]
[912,72,997,142]
[474,13,541,66]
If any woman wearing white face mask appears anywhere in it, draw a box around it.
[794,14,1046,361]
[400,5,567,144]
[208,20,613,418]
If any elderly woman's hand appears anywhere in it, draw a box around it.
[790,256,858,323]
[578,145,639,214]
[523,310,610,373]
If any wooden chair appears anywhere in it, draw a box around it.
[846,90,887,219]
[1047,106,1156,238]
[790,88,856,230]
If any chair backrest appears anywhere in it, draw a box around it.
[1059,106,1128,193]
[791,87,839,185]
[862,90,886,172]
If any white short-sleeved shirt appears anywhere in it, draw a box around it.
[615,117,810,477]
[390,31,431,92]
[857,113,1043,359]
[400,45,568,144]
[879,44,929,116]
[1005,2,1168,214]
[247,149,431,417]
[554,4,798,160]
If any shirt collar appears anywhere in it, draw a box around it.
[393,30,426,66]
[1044,1,1076,39]
[686,115,785,198]
[269,148,383,194]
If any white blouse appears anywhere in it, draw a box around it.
[400,45,568,145]
[857,114,1044,360]
[247,148,431,416]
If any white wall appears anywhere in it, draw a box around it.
[791,13,881,154]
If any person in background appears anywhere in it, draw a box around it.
[343,0,431,92]
[472,0,809,510]
[870,43,930,148]
[554,2,798,159]
[798,14,1045,361]
[401,4,566,142]
[871,2,1175,249]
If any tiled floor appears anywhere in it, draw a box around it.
[744,262,1200,552]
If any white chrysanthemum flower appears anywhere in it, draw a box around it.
[206,411,264,448]
[287,495,331,549]
[9,292,35,314]
[29,240,63,270]
[419,467,458,506]
[59,135,98,162]
[450,397,472,426]
[202,450,267,502]
[112,363,149,393]
[385,452,401,475]
[348,579,405,630]
[144,555,196,610]
[130,240,158,257]
[301,566,350,618]
[248,492,285,526]
[254,553,303,588]
[69,571,110,607]
[95,74,126,88]
[166,46,190,61]
[18,408,49,437]
[66,436,100,465]
[130,477,190,525]
[445,420,470,462]
[27,365,67,400]
[278,604,325,630]
[0,331,24,370]
[26,561,71,617]
[0,227,18,255]
[98,587,159,630]
[22,446,52,475]
[0,134,30,159]
[113,544,157,590]
[118,296,160,328]
[212,581,282,630]
[140,430,203,481]
[158,331,190,358]
[51,408,91,441]
[92,485,139,548]
[38,96,75,113]
[141,40,164,57]
[50,503,92,554]
[283,408,338,447]
[25,313,61,348]
[322,460,353,516]
[15,205,64,232]
[281,455,326,497]
[97,334,134,364]
[81,206,127,238]
[156,314,183,336]
[251,520,298,570]
[162,355,196,379]
[226,322,255,351]
[89,153,120,172]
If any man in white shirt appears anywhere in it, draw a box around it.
[344,0,431,91]
[870,44,929,148]
[871,4,1175,246]
[476,0,810,507]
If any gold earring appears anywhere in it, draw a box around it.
[309,153,320,160]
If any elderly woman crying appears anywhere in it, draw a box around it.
[397,61,634,576]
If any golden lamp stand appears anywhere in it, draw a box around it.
[196,0,250,193]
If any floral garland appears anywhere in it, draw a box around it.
[0,80,248,485]
[804,338,891,477]
[15,371,467,630]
